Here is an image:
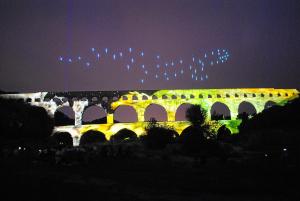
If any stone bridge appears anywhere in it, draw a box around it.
[1,88,298,144]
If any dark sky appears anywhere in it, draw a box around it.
[1,0,299,93]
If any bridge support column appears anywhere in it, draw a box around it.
[107,113,114,124]
[167,112,176,122]
[73,101,87,127]
[74,111,83,127]
[227,104,239,120]
[136,108,145,122]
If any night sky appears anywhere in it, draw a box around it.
[0,0,299,93]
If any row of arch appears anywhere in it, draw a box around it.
[55,101,276,125]
[25,92,294,103]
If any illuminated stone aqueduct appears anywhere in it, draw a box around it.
[1,88,298,145]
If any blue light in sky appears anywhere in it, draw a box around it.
[59,47,230,84]
[141,79,144,84]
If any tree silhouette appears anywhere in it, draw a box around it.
[185,104,207,126]
[0,98,54,145]
[237,112,249,122]
[179,104,210,156]
[143,120,178,149]
[110,128,137,143]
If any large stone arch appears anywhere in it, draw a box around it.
[175,103,193,121]
[210,102,231,120]
[144,103,168,122]
[54,106,75,126]
[238,101,257,117]
[82,105,107,124]
[113,105,138,123]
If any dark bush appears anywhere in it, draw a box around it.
[79,130,107,145]
[217,125,231,142]
[0,98,54,146]
[143,124,178,150]
[110,128,137,143]
[50,132,73,147]
[178,125,207,154]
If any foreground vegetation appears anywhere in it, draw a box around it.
[0,97,300,200]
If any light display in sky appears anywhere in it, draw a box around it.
[58,47,230,84]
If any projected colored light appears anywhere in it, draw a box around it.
[58,47,230,84]
[1,88,298,144]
